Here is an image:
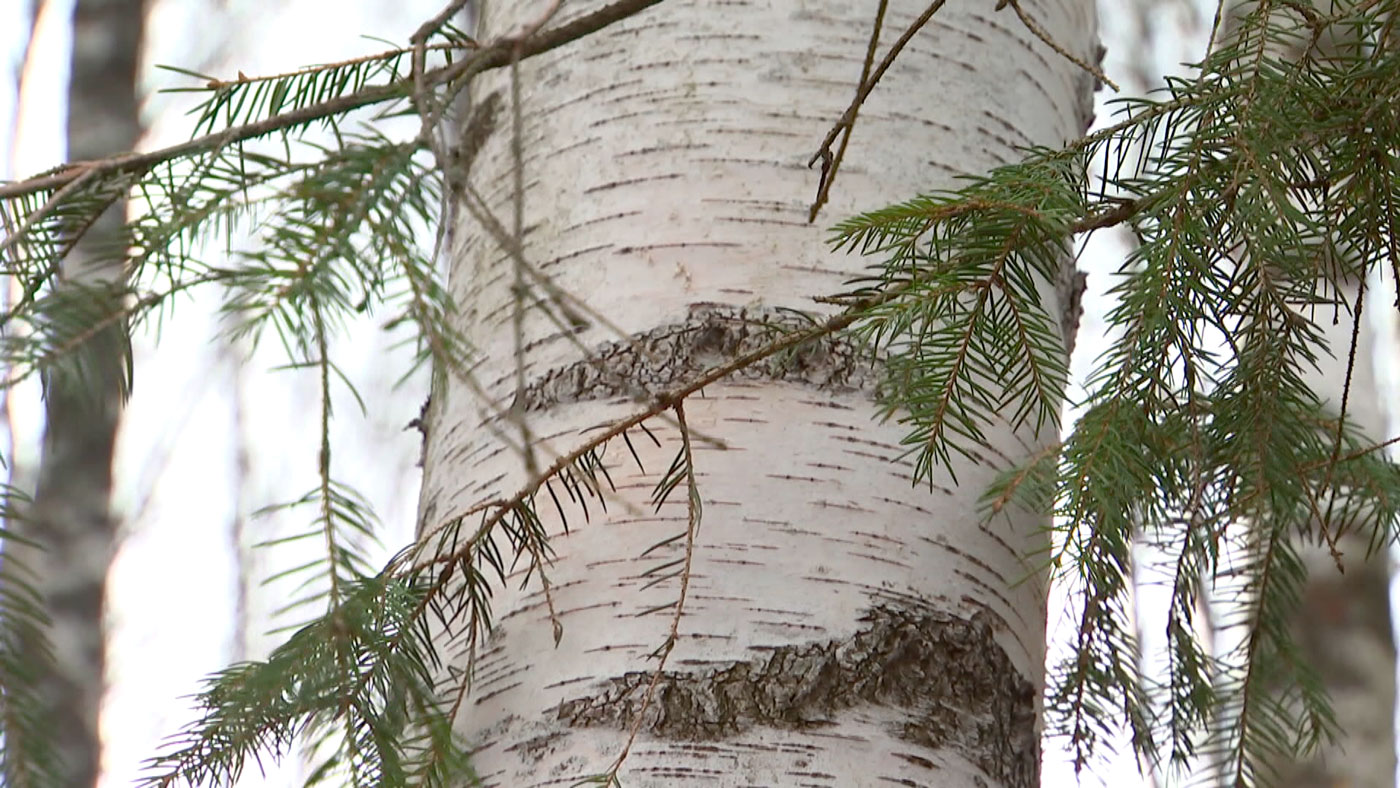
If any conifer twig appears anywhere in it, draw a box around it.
[604,401,701,783]
[0,0,669,203]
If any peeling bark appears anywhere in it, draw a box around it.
[557,603,1038,788]
[522,304,881,410]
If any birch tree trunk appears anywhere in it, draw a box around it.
[15,1,144,784]
[1279,289,1397,788]
[418,1,1096,785]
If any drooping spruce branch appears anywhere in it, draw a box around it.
[1,2,670,785]
[0,486,64,788]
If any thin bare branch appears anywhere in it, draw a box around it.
[808,0,947,222]
[507,48,539,478]
[604,401,701,783]
[998,0,1118,92]
[806,0,888,223]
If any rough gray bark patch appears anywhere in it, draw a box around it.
[522,303,881,411]
[555,603,1038,788]
[1058,268,1087,357]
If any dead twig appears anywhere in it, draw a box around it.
[808,0,948,222]
[997,0,1118,91]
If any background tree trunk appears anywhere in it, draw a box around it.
[14,0,145,784]
[1279,290,1397,787]
[1272,7,1400,781]
[419,1,1096,785]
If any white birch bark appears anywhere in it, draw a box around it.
[418,1,1096,785]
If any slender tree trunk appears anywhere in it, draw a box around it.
[15,0,144,784]
[1279,289,1397,788]
[420,1,1096,785]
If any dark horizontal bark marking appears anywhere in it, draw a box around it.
[555,601,1037,788]
[521,303,881,412]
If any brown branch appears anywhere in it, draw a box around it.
[998,0,1118,92]
[410,0,474,47]
[507,45,537,478]
[0,86,388,201]
[0,0,668,203]
[806,0,1124,222]
[1070,196,1142,235]
[806,0,890,223]
[604,401,700,784]
[1314,275,1367,565]
[807,0,949,222]
[410,1,471,162]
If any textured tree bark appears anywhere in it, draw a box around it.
[419,1,1096,785]
[15,0,145,785]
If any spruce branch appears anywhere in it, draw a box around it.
[0,0,668,204]
[0,489,64,788]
